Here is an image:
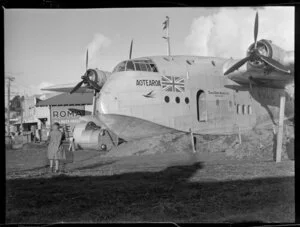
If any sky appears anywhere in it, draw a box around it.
[4,7,294,97]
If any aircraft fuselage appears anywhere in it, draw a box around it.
[96,55,294,141]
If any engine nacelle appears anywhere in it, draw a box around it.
[73,121,118,151]
[86,68,112,89]
[246,39,288,70]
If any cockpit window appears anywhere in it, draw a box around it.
[139,63,147,71]
[145,64,151,71]
[113,61,126,72]
[149,64,158,72]
[135,63,141,71]
[126,61,135,71]
[113,59,159,73]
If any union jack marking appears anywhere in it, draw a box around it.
[161,76,185,92]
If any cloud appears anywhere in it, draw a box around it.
[86,33,111,67]
[38,81,54,90]
[27,81,54,96]
[184,7,294,59]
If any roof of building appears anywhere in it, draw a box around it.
[36,93,93,107]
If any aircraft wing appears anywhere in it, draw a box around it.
[68,108,92,116]
[41,83,93,93]
[223,58,294,89]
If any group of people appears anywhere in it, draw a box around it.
[47,122,75,174]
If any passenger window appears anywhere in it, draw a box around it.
[242,105,246,114]
[248,105,252,115]
[237,104,241,114]
[165,96,170,103]
[126,61,135,71]
[185,97,189,104]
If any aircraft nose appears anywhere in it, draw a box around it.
[98,79,119,115]
[98,90,115,114]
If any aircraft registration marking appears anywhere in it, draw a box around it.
[136,79,161,86]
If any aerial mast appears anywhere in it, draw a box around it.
[162,16,171,56]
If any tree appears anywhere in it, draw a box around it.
[9,95,24,112]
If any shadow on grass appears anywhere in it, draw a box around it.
[6,162,294,223]
[75,160,117,171]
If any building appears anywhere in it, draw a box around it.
[36,92,93,137]
[14,93,57,132]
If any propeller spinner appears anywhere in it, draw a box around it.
[224,12,291,75]
[70,50,102,94]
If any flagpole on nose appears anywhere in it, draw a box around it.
[167,17,170,56]
[163,16,171,56]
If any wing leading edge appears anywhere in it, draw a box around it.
[41,83,93,93]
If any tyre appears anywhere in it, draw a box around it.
[100,144,107,151]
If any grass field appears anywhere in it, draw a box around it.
[6,143,295,223]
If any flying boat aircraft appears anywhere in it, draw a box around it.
[42,13,294,160]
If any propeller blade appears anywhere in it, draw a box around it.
[259,55,291,74]
[87,78,102,91]
[254,12,259,49]
[224,56,251,75]
[86,49,89,71]
[129,39,133,59]
[70,80,84,94]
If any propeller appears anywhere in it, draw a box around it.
[259,55,291,74]
[224,12,290,75]
[70,49,101,94]
[254,12,258,49]
[86,49,89,70]
[129,39,133,60]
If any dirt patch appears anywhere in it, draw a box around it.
[105,133,191,158]
[105,125,294,162]
[224,125,294,161]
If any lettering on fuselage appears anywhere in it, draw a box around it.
[136,79,161,87]
[208,90,230,97]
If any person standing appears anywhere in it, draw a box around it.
[30,125,36,143]
[47,122,66,173]
[37,121,42,142]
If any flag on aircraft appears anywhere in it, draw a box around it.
[162,16,169,30]
[161,76,185,92]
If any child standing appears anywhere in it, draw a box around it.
[47,122,66,173]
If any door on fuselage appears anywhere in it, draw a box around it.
[197,90,207,122]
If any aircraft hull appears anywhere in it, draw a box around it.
[98,113,180,141]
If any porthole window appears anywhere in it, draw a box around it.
[216,99,220,106]
[164,96,170,103]
[185,97,189,104]
[248,105,252,115]
[237,104,242,114]
[175,97,180,103]
[242,105,246,115]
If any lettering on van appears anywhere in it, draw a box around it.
[136,79,161,87]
